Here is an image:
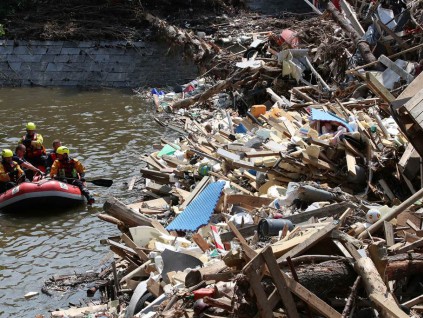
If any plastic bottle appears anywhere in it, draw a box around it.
[348,115,358,132]
[154,255,163,273]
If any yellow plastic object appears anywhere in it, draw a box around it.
[250,105,267,118]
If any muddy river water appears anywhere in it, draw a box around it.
[0,87,162,317]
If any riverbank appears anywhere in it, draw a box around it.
[40,1,423,317]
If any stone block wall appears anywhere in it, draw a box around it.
[0,40,198,88]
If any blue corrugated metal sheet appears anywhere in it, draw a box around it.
[166,181,225,232]
[311,108,353,132]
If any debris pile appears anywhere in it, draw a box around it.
[45,1,423,317]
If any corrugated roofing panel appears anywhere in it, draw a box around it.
[166,181,225,232]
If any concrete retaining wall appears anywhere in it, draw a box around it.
[0,40,198,88]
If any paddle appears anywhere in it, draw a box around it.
[53,177,113,187]
[85,179,113,187]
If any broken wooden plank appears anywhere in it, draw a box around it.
[277,222,338,264]
[345,151,357,176]
[104,197,157,228]
[302,151,336,171]
[396,237,423,254]
[378,179,397,202]
[227,221,257,260]
[121,233,149,261]
[261,247,300,318]
[220,224,257,242]
[364,72,396,103]
[244,150,281,158]
[406,219,423,236]
[384,221,395,247]
[401,294,423,309]
[192,233,210,252]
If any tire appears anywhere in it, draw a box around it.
[133,292,155,315]
[243,48,260,59]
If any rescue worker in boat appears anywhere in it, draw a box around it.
[18,122,47,168]
[49,146,95,205]
[13,144,43,180]
[0,149,25,193]
[46,139,62,172]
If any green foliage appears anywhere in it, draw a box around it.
[0,24,4,37]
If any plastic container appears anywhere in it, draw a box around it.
[235,123,247,134]
[258,218,294,237]
[198,164,210,176]
[250,105,267,118]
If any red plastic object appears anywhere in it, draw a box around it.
[279,29,299,49]
[193,288,215,300]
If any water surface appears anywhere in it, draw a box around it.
[0,87,162,317]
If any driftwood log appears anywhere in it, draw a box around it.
[103,197,154,227]
[285,253,423,299]
[326,2,379,67]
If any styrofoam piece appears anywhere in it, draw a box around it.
[129,226,162,248]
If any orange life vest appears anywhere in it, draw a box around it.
[57,159,79,179]
[21,133,46,159]
[1,160,20,183]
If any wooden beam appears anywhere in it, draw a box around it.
[401,294,423,309]
[284,203,352,224]
[262,247,300,318]
[244,265,274,318]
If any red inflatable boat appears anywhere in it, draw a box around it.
[0,179,85,213]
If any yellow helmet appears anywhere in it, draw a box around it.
[57,146,70,155]
[26,122,36,130]
[2,149,13,158]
